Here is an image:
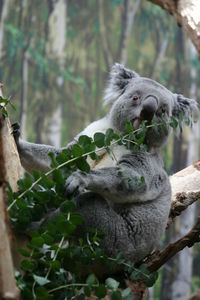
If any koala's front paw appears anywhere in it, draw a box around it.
[11,122,21,145]
[64,171,89,197]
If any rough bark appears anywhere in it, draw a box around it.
[188,290,200,300]
[0,87,23,191]
[148,0,200,55]
[168,161,200,224]
[0,86,21,300]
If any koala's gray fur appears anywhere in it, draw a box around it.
[13,63,198,262]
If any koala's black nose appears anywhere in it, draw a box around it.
[140,96,158,121]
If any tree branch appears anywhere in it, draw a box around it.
[129,161,200,300]
[0,85,20,300]
[147,216,200,273]
[148,0,200,55]
[167,190,200,227]
[168,161,200,226]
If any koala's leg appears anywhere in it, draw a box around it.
[74,192,134,259]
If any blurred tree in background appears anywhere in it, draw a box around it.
[0,1,200,299]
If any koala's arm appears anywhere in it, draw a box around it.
[65,153,169,204]
[13,116,111,174]
[16,138,62,174]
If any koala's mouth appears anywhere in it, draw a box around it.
[131,118,141,129]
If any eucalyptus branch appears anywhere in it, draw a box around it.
[48,283,98,294]
[45,236,65,280]
[7,123,157,211]
[7,114,188,212]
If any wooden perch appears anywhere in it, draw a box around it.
[130,213,200,300]
[130,162,200,300]
[147,216,200,273]
[129,217,200,299]
[168,161,200,226]
[0,84,22,300]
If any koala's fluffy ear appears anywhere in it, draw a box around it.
[172,94,199,122]
[104,63,139,105]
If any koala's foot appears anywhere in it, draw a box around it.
[11,122,20,144]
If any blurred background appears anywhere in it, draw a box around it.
[0,0,200,299]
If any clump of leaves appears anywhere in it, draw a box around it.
[7,112,189,299]
[0,95,16,117]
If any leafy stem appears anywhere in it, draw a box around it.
[7,123,156,211]
[48,283,99,294]
[45,236,65,280]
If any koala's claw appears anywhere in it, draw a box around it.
[11,122,21,143]
[64,172,88,198]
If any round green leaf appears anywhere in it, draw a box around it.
[94,132,105,148]
[72,144,83,157]
[86,274,99,286]
[21,260,35,271]
[19,248,31,257]
[31,236,45,247]
[106,278,120,290]
[95,284,107,298]
[111,291,122,300]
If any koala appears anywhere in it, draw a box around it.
[12,63,198,262]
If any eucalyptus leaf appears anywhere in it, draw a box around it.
[33,275,50,286]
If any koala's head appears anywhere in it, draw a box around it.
[105,63,198,149]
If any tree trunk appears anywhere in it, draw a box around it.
[161,32,199,300]
[98,0,113,70]
[0,0,10,59]
[161,28,188,300]
[117,0,141,65]
[20,49,29,140]
[151,32,169,79]
[148,287,155,300]
[0,85,22,300]
[44,0,67,147]
[170,39,199,300]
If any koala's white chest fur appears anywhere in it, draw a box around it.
[78,116,131,169]
[90,144,131,169]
